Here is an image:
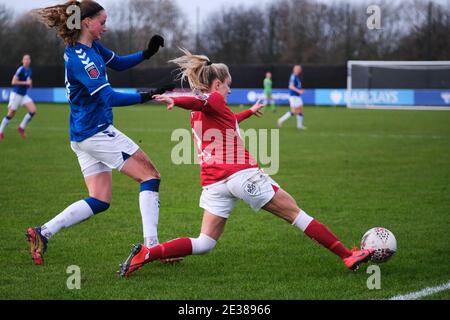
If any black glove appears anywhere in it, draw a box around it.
[140,83,176,103]
[143,35,164,60]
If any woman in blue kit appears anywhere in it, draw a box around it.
[0,54,37,140]
[26,0,174,265]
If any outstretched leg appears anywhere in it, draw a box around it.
[0,109,16,140]
[277,111,293,127]
[263,189,372,270]
[118,210,225,277]
[27,171,112,265]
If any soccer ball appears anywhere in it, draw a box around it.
[361,227,397,263]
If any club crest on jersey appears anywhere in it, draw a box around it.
[85,62,100,80]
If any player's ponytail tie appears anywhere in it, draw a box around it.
[206,60,212,66]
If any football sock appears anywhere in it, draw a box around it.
[41,198,109,239]
[278,111,292,124]
[296,113,304,128]
[145,237,193,262]
[293,210,352,259]
[0,116,11,133]
[140,179,160,248]
[143,234,217,263]
[19,112,35,129]
[191,233,217,254]
[144,236,159,248]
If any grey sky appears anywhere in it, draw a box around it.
[2,0,448,33]
[0,0,272,32]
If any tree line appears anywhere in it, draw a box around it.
[0,0,448,67]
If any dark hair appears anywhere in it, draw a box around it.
[34,0,104,45]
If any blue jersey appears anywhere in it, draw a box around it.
[288,74,302,97]
[65,41,120,142]
[13,66,32,96]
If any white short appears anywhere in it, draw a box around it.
[289,96,303,108]
[70,125,140,177]
[199,168,280,219]
[8,92,33,111]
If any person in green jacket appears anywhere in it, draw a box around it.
[263,72,276,112]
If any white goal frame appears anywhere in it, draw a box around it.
[347,60,450,110]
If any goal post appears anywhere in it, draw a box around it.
[347,60,450,110]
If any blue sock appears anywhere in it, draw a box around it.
[84,197,110,214]
[41,198,109,239]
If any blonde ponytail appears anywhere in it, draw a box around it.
[170,48,230,93]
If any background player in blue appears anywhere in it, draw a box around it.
[0,54,37,140]
[26,0,175,265]
[277,65,306,129]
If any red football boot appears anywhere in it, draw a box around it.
[343,248,374,271]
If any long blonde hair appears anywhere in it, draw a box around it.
[34,0,104,46]
[170,48,230,93]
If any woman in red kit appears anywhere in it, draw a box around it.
[118,49,373,277]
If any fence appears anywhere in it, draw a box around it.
[2,87,449,108]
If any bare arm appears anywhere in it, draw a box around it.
[235,100,264,123]
[154,95,206,111]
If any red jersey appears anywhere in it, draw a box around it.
[172,92,259,186]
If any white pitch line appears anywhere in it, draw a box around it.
[389,280,450,300]
[313,132,448,140]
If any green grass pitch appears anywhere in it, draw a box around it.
[0,103,449,300]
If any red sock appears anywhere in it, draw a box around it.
[147,237,192,262]
[304,220,352,259]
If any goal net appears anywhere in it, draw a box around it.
[347,61,450,110]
